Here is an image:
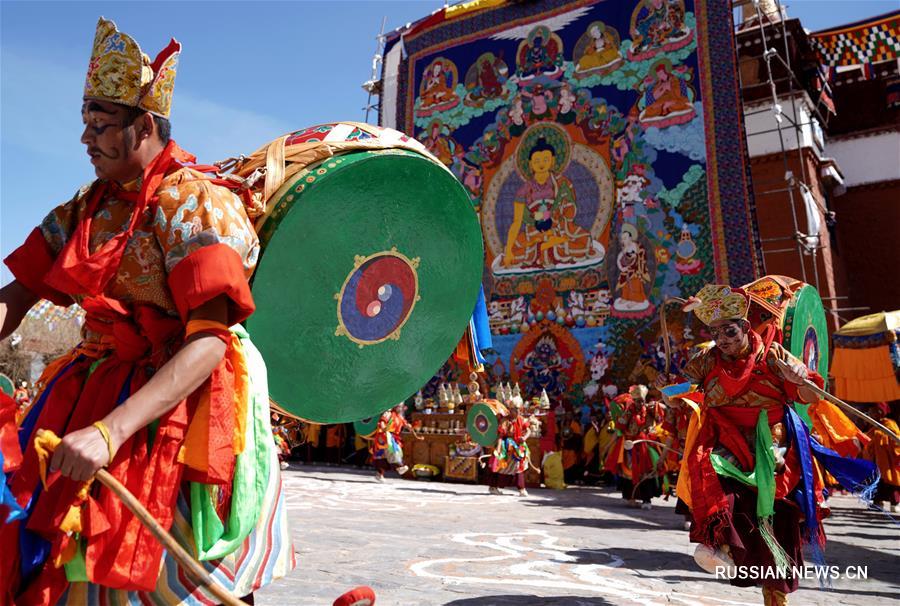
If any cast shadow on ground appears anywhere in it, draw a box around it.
[833,530,900,542]
[394,486,471,496]
[570,546,697,573]
[443,595,616,605]
[296,474,381,485]
[551,515,672,531]
[518,486,619,508]
[803,537,900,586]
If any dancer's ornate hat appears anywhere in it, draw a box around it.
[683,284,750,326]
[84,17,180,118]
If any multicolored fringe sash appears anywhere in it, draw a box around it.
[490,438,530,475]
[708,409,790,570]
[191,327,273,561]
[0,392,25,524]
[0,326,266,600]
[784,407,879,551]
[686,402,880,575]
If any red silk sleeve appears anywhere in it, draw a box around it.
[3,228,71,306]
[167,244,255,326]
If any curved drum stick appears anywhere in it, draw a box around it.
[772,359,900,445]
[624,438,683,456]
[36,430,247,606]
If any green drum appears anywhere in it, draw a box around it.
[0,373,13,397]
[466,400,507,448]
[783,284,829,386]
[353,415,381,439]
[743,276,829,427]
[247,126,483,423]
[743,276,829,385]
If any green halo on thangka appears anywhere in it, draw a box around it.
[516,123,571,179]
[247,148,484,424]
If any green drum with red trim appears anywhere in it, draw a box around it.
[247,126,484,424]
[466,400,508,447]
[783,285,829,385]
[743,275,829,385]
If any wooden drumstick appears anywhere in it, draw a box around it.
[36,430,247,606]
[772,359,900,445]
[624,438,683,456]
[659,296,687,377]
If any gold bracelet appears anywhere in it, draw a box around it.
[92,420,115,466]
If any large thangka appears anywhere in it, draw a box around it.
[381,0,760,401]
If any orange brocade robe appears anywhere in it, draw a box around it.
[1,149,293,603]
[865,418,900,487]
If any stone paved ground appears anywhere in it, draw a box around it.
[256,465,900,606]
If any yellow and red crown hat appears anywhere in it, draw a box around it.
[683,284,750,326]
[83,17,181,118]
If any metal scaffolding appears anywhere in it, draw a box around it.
[733,0,831,292]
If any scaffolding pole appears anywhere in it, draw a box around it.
[734,0,854,327]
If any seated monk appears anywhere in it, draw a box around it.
[642,63,693,119]
[420,62,455,108]
[577,24,621,71]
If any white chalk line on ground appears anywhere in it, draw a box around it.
[409,530,757,606]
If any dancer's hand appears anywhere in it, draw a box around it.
[50,425,114,482]
[780,359,809,385]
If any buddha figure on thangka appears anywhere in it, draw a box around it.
[419,120,464,168]
[613,222,655,319]
[498,127,606,272]
[464,52,510,107]
[637,60,696,128]
[512,324,590,399]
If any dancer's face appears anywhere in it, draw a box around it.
[80,99,144,182]
[710,320,749,357]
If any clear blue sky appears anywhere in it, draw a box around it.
[2,0,896,286]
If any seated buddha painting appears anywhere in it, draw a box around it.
[513,25,565,83]
[627,0,693,61]
[483,123,614,277]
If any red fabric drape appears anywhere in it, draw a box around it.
[3,229,71,306]
[43,142,196,299]
[167,244,255,326]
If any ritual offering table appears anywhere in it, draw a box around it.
[403,411,469,478]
